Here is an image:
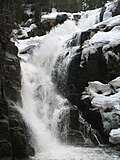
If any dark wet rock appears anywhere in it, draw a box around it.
[69,107,104,145]
[56,14,68,24]
[105,51,120,81]
[9,106,35,159]
[6,41,18,56]
[57,104,102,145]
[99,7,106,22]
[22,13,30,23]
[42,19,58,32]
[68,28,97,48]
[80,31,91,46]
[73,14,81,22]
[4,50,21,103]
[40,14,68,33]
[69,107,80,130]
[0,120,9,141]
[66,32,81,47]
[103,25,115,32]
[82,110,109,143]
[53,47,107,107]
[67,107,85,145]
[28,30,36,37]
[35,23,46,36]
[67,130,85,145]
[0,140,11,159]
[28,144,35,157]
[35,14,68,36]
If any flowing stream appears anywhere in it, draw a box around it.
[19,20,120,160]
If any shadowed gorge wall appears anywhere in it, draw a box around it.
[0,0,35,159]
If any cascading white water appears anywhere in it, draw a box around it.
[19,20,119,160]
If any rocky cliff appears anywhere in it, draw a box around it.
[52,3,120,146]
[0,0,34,159]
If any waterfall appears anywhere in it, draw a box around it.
[18,19,118,160]
[19,20,77,157]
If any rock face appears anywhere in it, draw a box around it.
[56,104,103,146]
[9,106,35,158]
[0,0,35,159]
[4,41,21,103]
[52,13,120,145]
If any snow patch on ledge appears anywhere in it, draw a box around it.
[94,15,120,28]
[109,128,120,144]
[90,26,120,47]
[82,77,120,111]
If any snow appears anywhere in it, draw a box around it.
[14,36,44,61]
[89,27,120,47]
[18,28,28,39]
[25,8,34,16]
[15,36,46,54]
[94,15,120,28]
[80,46,97,67]
[110,77,120,92]
[82,77,120,111]
[91,92,120,111]
[24,23,37,33]
[109,128,120,144]
[78,15,120,63]
[12,23,37,39]
[105,0,118,11]
[18,23,37,38]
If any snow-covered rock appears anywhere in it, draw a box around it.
[109,128,120,144]
[82,77,120,144]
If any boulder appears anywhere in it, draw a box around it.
[109,128,120,145]
[73,14,81,22]
[41,19,58,32]
[53,46,107,107]
[56,104,102,145]
[56,14,68,24]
